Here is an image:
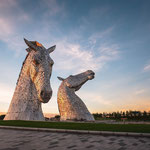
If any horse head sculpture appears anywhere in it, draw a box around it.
[24,39,55,103]
[57,70,95,121]
[4,38,56,120]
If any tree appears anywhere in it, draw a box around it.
[0,115,5,120]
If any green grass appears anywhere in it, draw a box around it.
[0,120,150,133]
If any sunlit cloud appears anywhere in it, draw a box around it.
[52,40,120,75]
[53,40,100,73]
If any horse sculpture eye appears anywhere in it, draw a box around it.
[33,59,40,65]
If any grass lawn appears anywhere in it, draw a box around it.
[0,120,150,133]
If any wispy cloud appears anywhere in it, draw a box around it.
[52,40,120,74]
[80,92,112,106]
[0,0,120,73]
[0,0,66,56]
[42,0,66,17]
[135,89,146,95]
[0,0,31,56]
[53,40,99,73]
[0,0,17,9]
[76,91,113,113]
[144,64,150,72]
[0,18,13,37]
[89,27,114,45]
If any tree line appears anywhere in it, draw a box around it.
[1,110,150,121]
[93,110,150,121]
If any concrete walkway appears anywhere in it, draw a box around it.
[0,128,150,150]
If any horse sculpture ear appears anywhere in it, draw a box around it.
[57,76,65,81]
[47,45,56,53]
[24,38,37,51]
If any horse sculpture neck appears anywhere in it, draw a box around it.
[5,54,44,121]
[57,70,95,121]
[57,82,94,121]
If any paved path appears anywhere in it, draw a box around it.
[0,129,150,150]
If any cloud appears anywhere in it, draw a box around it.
[0,18,13,37]
[144,64,150,72]
[42,0,65,17]
[98,44,120,62]
[89,27,114,45]
[0,0,31,56]
[57,26,118,73]
[81,92,112,106]
[0,83,14,112]
[76,90,113,113]
[52,39,120,75]
[53,40,99,73]
[0,83,14,102]
[0,0,120,72]
[0,0,66,57]
[0,0,17,9]
[135,89,146,95]
[79,5,110,32]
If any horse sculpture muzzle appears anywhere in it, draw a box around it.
[87,70,95,80]
[40,90,52,103]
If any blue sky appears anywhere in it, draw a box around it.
[0,0,150,114]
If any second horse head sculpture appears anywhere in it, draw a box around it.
[57,70,95,121]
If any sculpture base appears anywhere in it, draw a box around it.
[4,111,45,121]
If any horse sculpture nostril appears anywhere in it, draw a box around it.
[40,90,52,102]
[92,72,95,75]
[40,91,45,97]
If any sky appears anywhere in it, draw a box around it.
[0,0,150,114]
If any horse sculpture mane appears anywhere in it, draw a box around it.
[57,70,95,121]
[4,38,56,121]
[16,53,29,85]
